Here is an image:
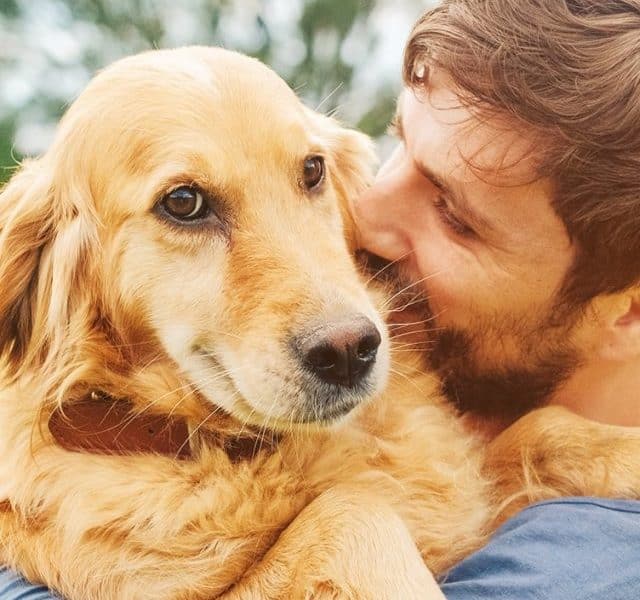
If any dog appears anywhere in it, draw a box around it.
[1,47,639,600]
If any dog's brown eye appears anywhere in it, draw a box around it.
[160,186,209,222]
[303,156,325,190]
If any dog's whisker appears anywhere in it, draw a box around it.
[385,302,425,315]
[389,318,441,329]
[381,270,449,310]
[236,405,257,440]
[390,326,447,341]
[363,249,415,287]
[326,105,341,119]
[390,349,433,357]
[109,367,236,441]
[389,329,435,341]
[254,388,283,458]
[390,343,435,351]
[383,292,433,313]
[390,335,434,345]
[315,82,344,113]
[390,327,437,338]
[390,338,440,349]
[388,367,438,397]
[173,405,226,460]
[94,340,154,351]
[391,328,444,338]
[391,344,437,353]
[121,353,171,399]
[116,375,196,430]
[286,401,298,458]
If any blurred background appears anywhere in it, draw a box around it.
[0,0,431,183]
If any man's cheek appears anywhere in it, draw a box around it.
[414,248,474,326]
[416,278,464,331]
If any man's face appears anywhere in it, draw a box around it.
[355,73,583,421]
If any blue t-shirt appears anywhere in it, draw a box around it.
[0,571,58,600]
[2,497,639,599]
[440,497,640,599]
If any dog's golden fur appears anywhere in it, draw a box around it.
[1,47,640,600]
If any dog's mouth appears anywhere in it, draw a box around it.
[193,336,386,430]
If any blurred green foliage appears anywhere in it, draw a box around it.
[0,0,425,182]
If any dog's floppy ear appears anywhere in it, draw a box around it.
[305,109,378,251]
[0,158,94,375]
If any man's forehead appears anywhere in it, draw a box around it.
[395,79,560,250]
[397,79,543,187]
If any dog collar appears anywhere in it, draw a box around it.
[48,392,271,462]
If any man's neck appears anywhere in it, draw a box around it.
[550,357,640,428]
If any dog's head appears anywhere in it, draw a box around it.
[0,47,388,429]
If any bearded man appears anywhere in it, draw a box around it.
[354,0,640,597]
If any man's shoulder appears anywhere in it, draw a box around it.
[500,496,640,535]
[440,497,640,600]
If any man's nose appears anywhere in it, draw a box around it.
[354,171,412,262]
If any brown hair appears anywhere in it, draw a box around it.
[404,0,640,307]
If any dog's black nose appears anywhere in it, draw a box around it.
[298,317,381,387]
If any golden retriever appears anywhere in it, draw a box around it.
[1,47,639,600]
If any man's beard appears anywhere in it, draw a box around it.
[426,325,580,422]
[358,251,582,422]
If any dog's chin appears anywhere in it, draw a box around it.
[219,394,362,433]
[188,347,383,432]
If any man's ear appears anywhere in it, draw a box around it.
[304,108,378,252]
[0,158,95,375]
[589,290,640,361]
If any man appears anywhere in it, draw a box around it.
[354,0,640,597]
[359,0,640,432]
[3,0,640,597]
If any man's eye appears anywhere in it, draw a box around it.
[433,196,475,238]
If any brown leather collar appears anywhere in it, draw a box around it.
[48,392,273,462]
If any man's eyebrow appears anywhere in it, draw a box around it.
[387,97,497,236]
[389,97,496,235]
